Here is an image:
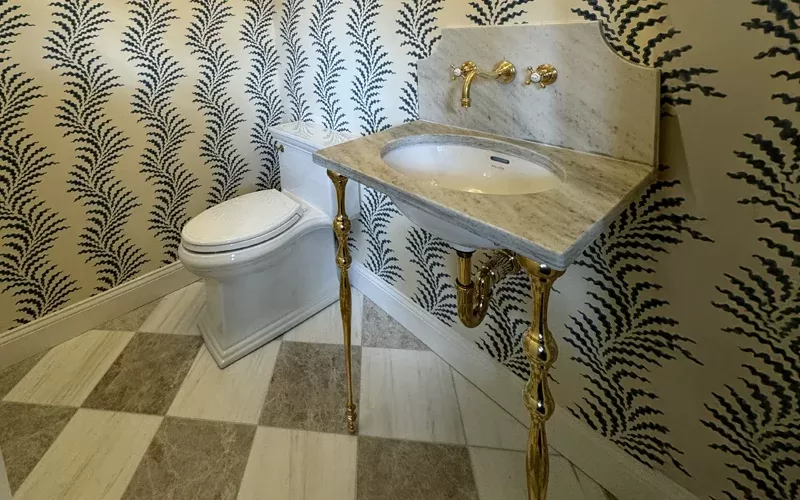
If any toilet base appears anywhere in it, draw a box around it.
[199,283,338,368]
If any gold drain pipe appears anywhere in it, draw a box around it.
[456,249,520,328]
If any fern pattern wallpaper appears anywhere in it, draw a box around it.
[0,0,796,498]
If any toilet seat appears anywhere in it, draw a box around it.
[181,190,304,254]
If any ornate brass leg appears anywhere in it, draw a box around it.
[517,257,564,500]
[327,170,357,434]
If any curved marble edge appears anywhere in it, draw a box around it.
[313,121,656,270]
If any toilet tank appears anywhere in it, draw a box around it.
[270,122,361,220]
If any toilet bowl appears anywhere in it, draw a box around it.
[179,122,359,368]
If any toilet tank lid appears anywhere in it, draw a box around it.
[182,190,303,249]
[269,121,358,153]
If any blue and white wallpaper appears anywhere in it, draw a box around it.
[0,1,795,498]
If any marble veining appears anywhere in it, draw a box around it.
[14,409,162,500]
[418,23,660,165]
[238,427,357,500]
[0,287,616,500]
[314,121,655,270]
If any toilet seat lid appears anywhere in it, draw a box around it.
[181,190,303,253]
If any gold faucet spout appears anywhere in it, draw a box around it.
[453,60,516,108]
[462,70,478,108]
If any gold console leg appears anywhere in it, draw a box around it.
[327,170,357,434]
[517,257,564,500]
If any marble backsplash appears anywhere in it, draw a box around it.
[417,22,661,165]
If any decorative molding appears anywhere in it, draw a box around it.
[0,263,199,370]
[350,261,698,500]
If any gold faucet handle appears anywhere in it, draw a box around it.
[450,61,477,81]
[525,64,558,88]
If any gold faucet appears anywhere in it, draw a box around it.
[451,60,516,108]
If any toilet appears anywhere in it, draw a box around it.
[178,122,359,368]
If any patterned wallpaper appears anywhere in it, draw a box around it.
[0,0,796,498]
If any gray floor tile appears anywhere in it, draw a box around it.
[121,417,255,500]
[362,299,429,350]
[260,341,361,434]
[82,332,202,415]
[0,352,46,400]
[0,402,76,493]
[357,436,479,500]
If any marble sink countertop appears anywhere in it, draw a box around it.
[313,121,656,270]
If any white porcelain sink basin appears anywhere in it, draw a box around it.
[381,135,563,250]
[381,135,563,195]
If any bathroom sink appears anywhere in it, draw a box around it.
[381,135,563,196]
[381,135,563,250]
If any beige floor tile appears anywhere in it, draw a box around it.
[453,371,527,451]
[122,417,255,500]
[139,282,205,335]
[357,436,478,500]
[573,462,611,500]
[3,330,133,407]
[14,409,162,500]
[0,352,47,400]
[361,298,428,350]
[260,342,361,435]
[470,447,607,500]
[169,342,280,424]
[82,332,203,415]
[282,289,363,345]
[0,402,77,493]
[470,447,526,500]
[98,300,160,331]
[1,447,11,500]
[237,427,356,500]
[360,347,464,444]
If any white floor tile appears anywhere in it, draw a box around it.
[470,447,607,500]
[3,330,133,407]
[14,409,161,500]
[168,342,280,424]
[139,282,205,335]
[453,371,528,451]
[470,447,527,500]
[282,289,363,345]
[237,427,356,500]
[571,461,610,500]
[360,347,464,444]
[469,448,606,500]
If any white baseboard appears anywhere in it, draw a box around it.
[350,261,697,500]
[0,262,199,370]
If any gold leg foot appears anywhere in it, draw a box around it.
[518,257,564,500]
[328,170,357,434]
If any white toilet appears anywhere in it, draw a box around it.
[179,122,359,368]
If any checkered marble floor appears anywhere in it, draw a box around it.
[0,282,615,500]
